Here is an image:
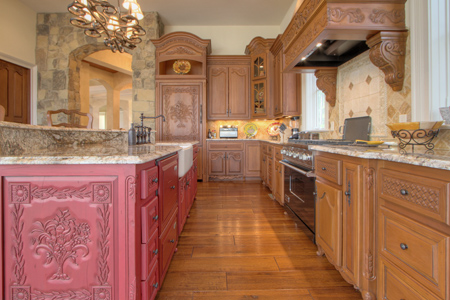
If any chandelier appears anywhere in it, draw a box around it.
[68,0,146,53]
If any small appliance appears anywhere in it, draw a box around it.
[219,125,238,138]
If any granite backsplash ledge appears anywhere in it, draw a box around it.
[0,121,128,156]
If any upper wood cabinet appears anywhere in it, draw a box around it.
[245,37,275,119]
[207,56,250,120]
[270,35,302,118]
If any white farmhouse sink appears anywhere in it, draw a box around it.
[156,143,193,178]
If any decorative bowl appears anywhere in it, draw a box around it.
[386,121,443,150]
[440,107,450,124]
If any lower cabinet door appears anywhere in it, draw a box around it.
[316,180,343,267]
[141,228,159,280]
[159,209,178,281]
[141,260,160,300]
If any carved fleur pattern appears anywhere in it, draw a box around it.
[31,186,91,200]
[315,69,338,107]
[328,8,365,23]
[364,251,375,280]
[12,204,26,285]
[92,184,111,203]
[96,204,111,286]
[93,286,112,300]
[32,210,91,280]
[166,46,195,55]
[31,289,92,300]
[369,9,405,24]
[11,184,30,204]
[12,286,30,300]
[169,100,193,128]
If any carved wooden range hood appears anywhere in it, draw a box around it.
[281,0,408,106]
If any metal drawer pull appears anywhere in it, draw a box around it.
[152,178,158,183]
[170,239,175,243]
[170,185,175,189]
[153,249,158,255]
[153,282,159,289]
[400,243,408,250]
[400,189,408,196]
[153,215,158,221]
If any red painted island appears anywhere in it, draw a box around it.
[0,122,198,300]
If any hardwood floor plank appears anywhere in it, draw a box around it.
[192,243,318,257]
[308,287,363,299]
[192,289,313,300]
[275,255,336,270]
[234,233,311,245]
[161,272,227,291]
[177,235,235,246]
[155,291,194,300]
[167,256,279,272]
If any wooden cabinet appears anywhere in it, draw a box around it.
[207,144,244,180]
[207,56,250,120]
[244,141,261,178]
[377,161,450,300]
[314,151,377,300]
[0,59,30,124]
[245,37,275,119]
[273,145,284,205]
[270,35,302,118]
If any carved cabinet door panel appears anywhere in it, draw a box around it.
[3,176,117,300]
[158,82,202,142]
[207,67,228,119]
[316,179,343,267]
[208,151,226,176]
[226,151,244,176]
[228,66,250,119]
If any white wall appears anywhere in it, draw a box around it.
[164,26,280,55]
[0,1,36,65]
[280,0,303,33]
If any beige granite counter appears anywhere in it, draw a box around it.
[206,138,282,144]
[311,145,450,171]
[0,143,183,165]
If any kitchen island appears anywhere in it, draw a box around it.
[0,122,198,300]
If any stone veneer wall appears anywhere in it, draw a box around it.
[35,12,164,125]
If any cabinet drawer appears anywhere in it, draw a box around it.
[141,166,158,200]
[141,196,159,243]
[159,209,178,280]
[267,145,273,156]
[379,258,441,300]
[315,156,342,185]
[379,168,448,224]
[380,207,448,298]
[141,227,159,279]
[208,142,244,151]
[261,143,268,154]
[141,259,159,300]
[274,146,283,160]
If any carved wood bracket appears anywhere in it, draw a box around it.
[367,31,409,92]
[314,68,338,107]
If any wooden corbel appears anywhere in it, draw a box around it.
[315,68,338,107]
[367,31,409,92]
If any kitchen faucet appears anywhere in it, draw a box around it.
[131,113,166,145]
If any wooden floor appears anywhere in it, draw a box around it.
[156,182,362,300]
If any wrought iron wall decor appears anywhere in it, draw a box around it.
[391,129,440,152]
[68,0,146,53]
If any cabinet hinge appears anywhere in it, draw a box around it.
[155,189,159,196]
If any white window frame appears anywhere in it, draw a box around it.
[301,73,328,131]
[409,0,450,122]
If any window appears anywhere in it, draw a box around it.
[301,73,328,131]
[409,0,450,121]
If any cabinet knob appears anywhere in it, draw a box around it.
[400,243,408,250]
[153,215,159,221]
[322,167,326,171]
[153,282,159,289]
[170,185,175,189]
[153,249,158,255]
[186,181,190,186]
[400,189,408,196]
[152,178,158,183]
[170,239,175,243]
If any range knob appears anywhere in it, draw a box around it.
[293,152,299,158]
[303,154,311,161]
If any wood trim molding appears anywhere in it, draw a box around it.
[314,68,338,107]
[367,31,409,92]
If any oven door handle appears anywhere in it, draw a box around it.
[279,161,316,178]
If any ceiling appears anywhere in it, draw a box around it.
[19,0,295,26]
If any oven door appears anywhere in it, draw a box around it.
[280,161,316,237]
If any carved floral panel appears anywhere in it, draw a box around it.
[3,176,116,300]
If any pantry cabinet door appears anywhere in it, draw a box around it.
[207,67,228,119]
[228,66,250,119]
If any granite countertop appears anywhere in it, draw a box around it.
[311,145,450,171]
[0,143,186,165]
[206,138,282,144]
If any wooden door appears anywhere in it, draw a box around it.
[208,151,226,176]
[267,156,273,189]
[228,66,250,119]
[0,59,30,123]
[207,67,228,119]
[227,151,244,176]
[283,74,301,116]
[261,153,267,184]
[252,80,267,118]
[272,51,283,118]
[316,180,343,267]
[244,141,260,177]
[159,155,179,233]
[342,162,361,285]
[158,82,202,143]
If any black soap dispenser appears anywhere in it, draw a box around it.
[128,123,137,145]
